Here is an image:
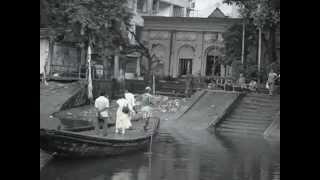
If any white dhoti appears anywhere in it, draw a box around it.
[141,105,152,119]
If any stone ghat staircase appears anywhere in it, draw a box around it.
[215,93,280,136]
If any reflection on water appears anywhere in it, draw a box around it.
[40,124,280,180]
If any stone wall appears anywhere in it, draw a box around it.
[60,83,88,111]
[142,16,240,78]
[40,38,49,74]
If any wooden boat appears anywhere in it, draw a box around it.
[40,117,160,158]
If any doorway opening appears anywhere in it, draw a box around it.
[206,55,221,76]
[179,58,192,76]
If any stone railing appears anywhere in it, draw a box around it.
[264,111,280,139]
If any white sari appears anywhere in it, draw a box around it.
[116,98,132,131]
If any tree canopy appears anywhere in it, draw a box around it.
[222,0,280,80]
[223,0,280,28]
[42,0,133,57]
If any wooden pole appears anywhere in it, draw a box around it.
[258,27,262,85]
[87,45,93,102]
[241,22,245,65]
[152,73,155,95]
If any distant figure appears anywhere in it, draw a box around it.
[115,94,133,135]
[94,92,110,136]
[267,69,278,96]
[185,73,193,97]
[249,79,257,92]
[238,73,247,90]
[118,69,126,93]
[95,64,104,79]
[141,87,153,130]
[111,78,117,99]
[224,79,233,91]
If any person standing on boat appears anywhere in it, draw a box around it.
[141,86,153,130]
[124,89,137,117]
[94,92,110,136]
[116,94,133,135]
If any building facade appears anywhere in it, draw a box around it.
[135,0,195,17]
[140,8,241,78]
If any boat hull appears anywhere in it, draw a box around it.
[40,117,160,158]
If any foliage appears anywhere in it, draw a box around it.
[223,0,280,81]
[223,0,280,28]
[223,22,257,66]
[43,0,133,58]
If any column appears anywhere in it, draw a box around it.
[136,57,141,77]
[183,7,187,17]
[114,55,119,78]
[148,0,153,15]
[220,64,225,77]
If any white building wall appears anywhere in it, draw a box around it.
[40,39,49,74]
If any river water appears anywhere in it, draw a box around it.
[40,118,280,180]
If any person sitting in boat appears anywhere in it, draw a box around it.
[94,92,110,136]
[141,86,153,130]
[116,94,133,135]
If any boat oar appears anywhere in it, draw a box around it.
[144,118,155,156]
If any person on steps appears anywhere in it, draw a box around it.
[267,69,278,96]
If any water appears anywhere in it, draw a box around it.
[40,119,280,180]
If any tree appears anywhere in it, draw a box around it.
[123,29,163,83]
[223,0,280,82]
[43,0,133,59]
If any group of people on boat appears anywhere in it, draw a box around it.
[94,86,154,136]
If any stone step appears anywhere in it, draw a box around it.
[233,107,278,113]
[245,95,280,101]
[225,116,272,122]
[220,121,270,128]
[229,112,273,118]
[214,130,264,138]
[238,104,279,111]
[215,127,264,135]
[243,96,280,102]
[235,105,279,112]
[218,123,267,131]
[240,100,280,107]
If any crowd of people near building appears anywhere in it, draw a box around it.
[204,69,280,95]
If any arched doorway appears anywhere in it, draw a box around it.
[205,46,223,76]
[178,45,195,77]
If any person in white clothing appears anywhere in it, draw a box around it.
[124,89,137,116]
[115,94,133,135]
[94,92,110,136]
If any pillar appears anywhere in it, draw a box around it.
[114,55,119,78]
[183,7,187,17]
[148,0,153,15]
[136,57,141,77]
[220,64,225,77]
